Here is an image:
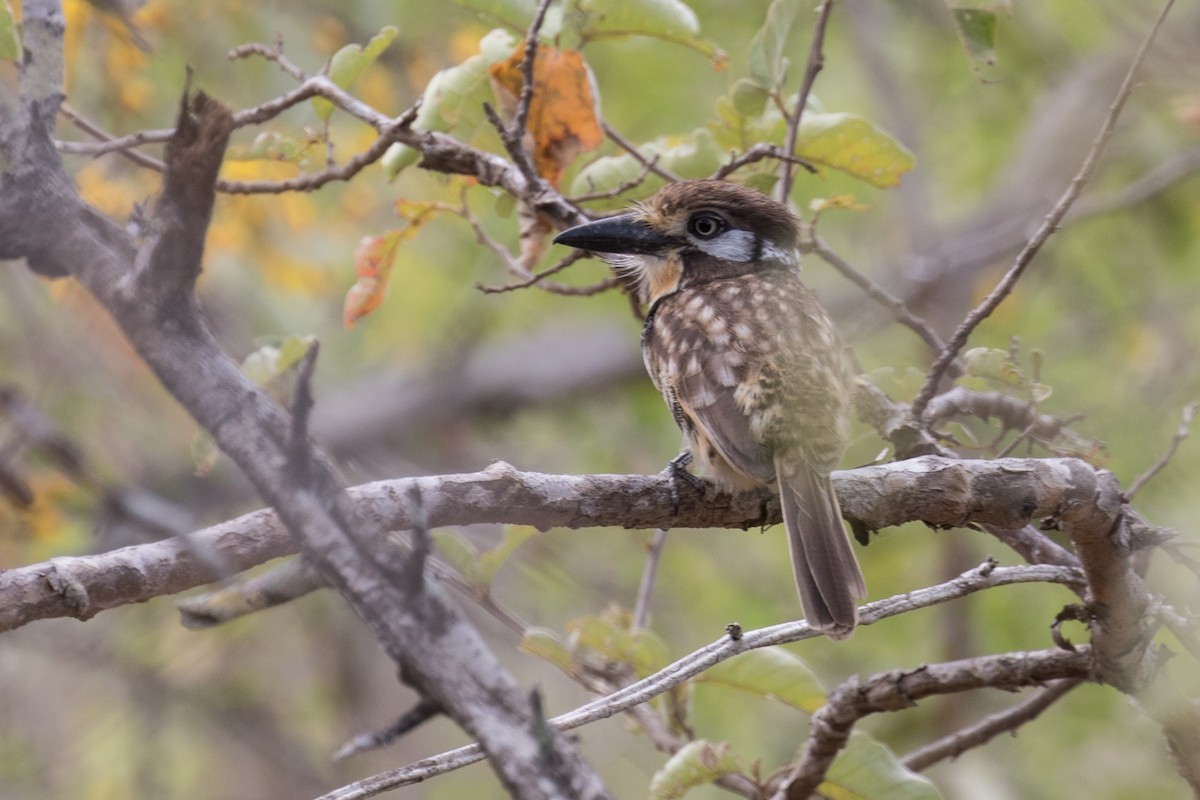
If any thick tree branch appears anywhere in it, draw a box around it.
[1,456,1118,633]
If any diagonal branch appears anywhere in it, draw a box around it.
[910,0,1177,421]
[901,678,1083,771]
[4,24,610,797]
[776,649,1092,800]
[777,0,834,201]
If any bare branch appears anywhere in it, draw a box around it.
[570,155,658,202]
[333,699,443,762]
[1127,400,1198,500]
[510,0,555,150]
[2,456,1115,633]
[776,650,1092,799]
[910,0,1178,421]
[58,103,170,171]
[632,529,669,629]
[227,37,308,82]
[711,142,817,183]
[603,121,684,183]
[810,234,950,362]
[1070,147,1200,220]
[777,0,834,200]
[475,250,589,294]
[902,678,1083,771]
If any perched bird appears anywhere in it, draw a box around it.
[554,180,865,637]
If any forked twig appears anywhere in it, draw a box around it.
[910,0,1177,421]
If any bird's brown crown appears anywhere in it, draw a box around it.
[636,180,801,253]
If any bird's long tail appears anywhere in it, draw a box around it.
[776,460,866,639]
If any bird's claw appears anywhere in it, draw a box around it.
[663,451,706,515]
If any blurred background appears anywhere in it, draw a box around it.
[1,1,1198,798]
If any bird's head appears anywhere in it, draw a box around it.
[554,180,802,304]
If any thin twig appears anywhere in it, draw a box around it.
[712,143,817,182]
[570,157,659,202]
[632,529,669,630]
[57,103,173,157]
[602,121,684,183]
[1070,147,1200,220]
[810,234,951,364]
[777,0,835,201]
[1126,400,1198,500]
[910,0,1177,421]
[476,250,587,294]
[227,37,307,82]
[57,77,420,195]
[902,678,1083,771]
[333,699,442,762]
[511,0,554,148]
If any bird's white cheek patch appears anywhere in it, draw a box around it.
[697,229,758,261]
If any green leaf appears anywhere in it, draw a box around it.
[567,610,669,676]
[962,347,1024,387]
[952,8,996,69]
[275,334,315,374]
[649,740,742,800]
[382,28,518,179]
[313,26,399,122]
[747,0,804,90]
[476,526,536,585]
[945,1,1010,76]
[0,1,20,61]
[432,530,481,584]
[519,627,576,674]
[240,335,316,387]
[569,128,721,201]
[431,526,534,590]
[822,731,943,800]
[794,112,916,189]
[226,131,315,164]
[696,647,826,713]
[567,0,723,63]
[1029,382,1053,403]
[730,77,770,117]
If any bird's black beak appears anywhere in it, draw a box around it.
[554,214,675,255]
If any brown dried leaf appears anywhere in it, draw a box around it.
[489,45,604,187]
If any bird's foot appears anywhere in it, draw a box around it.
[662,451,706,515]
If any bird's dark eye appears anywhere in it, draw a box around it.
[687,213,726,240]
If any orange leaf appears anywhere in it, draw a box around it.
[489,46,603,188]
[342,232,402,329]
[343,203,441,328]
